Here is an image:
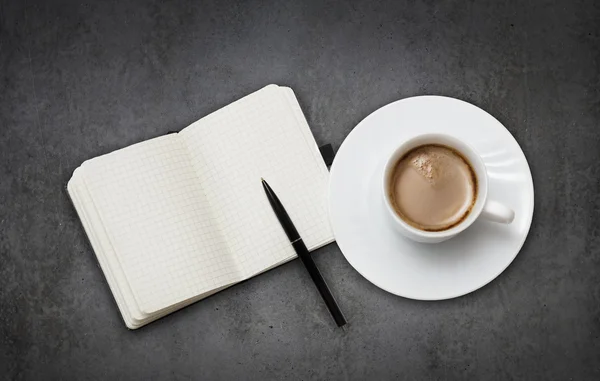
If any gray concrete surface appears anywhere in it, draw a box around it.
[1,0,599,379]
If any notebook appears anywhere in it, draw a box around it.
[68,85,334,329]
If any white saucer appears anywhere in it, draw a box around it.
[329,96,534,300]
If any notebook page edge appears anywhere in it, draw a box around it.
[278,87,335,249]
[67,168,142,328]
[127,280,239,328]
[278,86,331,180]
[179,84,280,135]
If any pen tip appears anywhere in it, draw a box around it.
[261,177,265,182]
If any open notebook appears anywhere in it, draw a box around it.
[68,85,334,329]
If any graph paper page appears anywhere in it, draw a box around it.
[181,85,333,279]
[81,134,239,314]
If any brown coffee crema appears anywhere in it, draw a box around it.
[388,144,478,231]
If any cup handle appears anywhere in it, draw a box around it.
[480,200,515,224]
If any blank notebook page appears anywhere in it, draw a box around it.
[181,85,333,279]
[82,135,240,314]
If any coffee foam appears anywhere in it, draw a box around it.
[389,144,477,231]
[411,149,449,184]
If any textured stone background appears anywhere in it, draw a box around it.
[1,0,599,379]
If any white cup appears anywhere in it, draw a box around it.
[382,133,514,243]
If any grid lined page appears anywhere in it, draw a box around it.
[180,85,333,279]
[81,134,239,313]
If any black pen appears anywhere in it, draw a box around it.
[262,178,347,328]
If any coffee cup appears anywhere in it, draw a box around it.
[382,133,514,243]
